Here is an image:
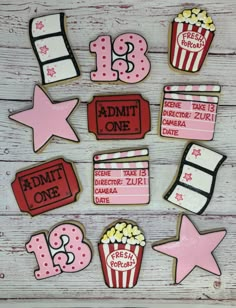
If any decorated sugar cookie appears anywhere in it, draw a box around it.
[26,221,92,279]
[30,13,80,85]
[93,148,150,205]
[99,219,145,288]
[152,215,226,284]
[160,84,221,140]
[87,94,151,140]
[9,85,79,153]
[12,158,80,216]
[164,142,226,214]
[170,8,216,72]
[90,33,150,83]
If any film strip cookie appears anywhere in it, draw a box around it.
[87,94,151,140]
[93,148,150,205]
[160,84,221,140]
[169,8,216,73]
[9,85,79,153]
[11,158,81,216]
[90,33,151,83]
[99,219,145,288]
[26,221,92,279]
[164,142,227,214]
[30,13,80,85]
[152,215,226,284]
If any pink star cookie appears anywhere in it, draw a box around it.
[9,85,79,152]
[152,215,226,284]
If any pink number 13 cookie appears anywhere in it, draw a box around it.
[90,33,151,83]
[26,221,92,280]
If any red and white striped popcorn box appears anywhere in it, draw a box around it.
[98,243,144,288]
[170,22,214,72]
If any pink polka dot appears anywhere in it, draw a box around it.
[136,74,139,78]
[142,67,145,70]
[140,48,143,51]
[28,245,32,249]
[76,236,79,240]
[72,266,75,270]
[36,238,39,242]
[41,254,44,258]
[54,233,57,236]
[103,64,106,67]
[93,44,96,47]
[55,269,59,272]
[70,245,73,248]
[166,86,170,90]
[58,257,61,260]
[82,254,86,257]
[72,229,75,232]
[141,60,144,63]
[80,261,83,265]
[113,73,116,76]
[129,35,133,39]
[120,72,123,75]
[93,73,96,77]
[139,40,143,43]
[62,228,66,231]
[95,156,99,159]
[44,263,48,267]
[102,56,106,59]
[39,246,42,249]
[54,242,58,246]
[103,73,106,76]
[101,38,105,42]
[102,46,105,50]
[78,247,81,250]
[119,62,122,66]
[119,46,123,50]
[37,273,40,277]
[127,76,130,79]
[46,271,49,275]
[132,55,135,58]
[120,38,123,42]
[62,266,66,269]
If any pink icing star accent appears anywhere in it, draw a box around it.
[175,193,183,202]
[39,45,49,55]
[47,67,56,77]
[192,149,201,158]
[9,85,79,152]
[183,173,192,182]
[36,21,44,30]
[153,215,226,284]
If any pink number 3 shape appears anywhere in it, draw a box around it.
[90,33,151,83]
[26,222,92,280]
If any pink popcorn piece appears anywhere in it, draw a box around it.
[25,221,92,280]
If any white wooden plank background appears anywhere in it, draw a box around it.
[0,0,236,306]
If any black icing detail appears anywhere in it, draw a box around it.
[164,142,227,215]
[29,13,80,86]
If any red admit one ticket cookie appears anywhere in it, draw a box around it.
[12,158,80,216]
[87,94,151,140]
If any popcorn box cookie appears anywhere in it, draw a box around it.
[99,220,145,288]
[170,8,216,72]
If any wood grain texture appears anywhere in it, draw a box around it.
[0,0,235,306]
